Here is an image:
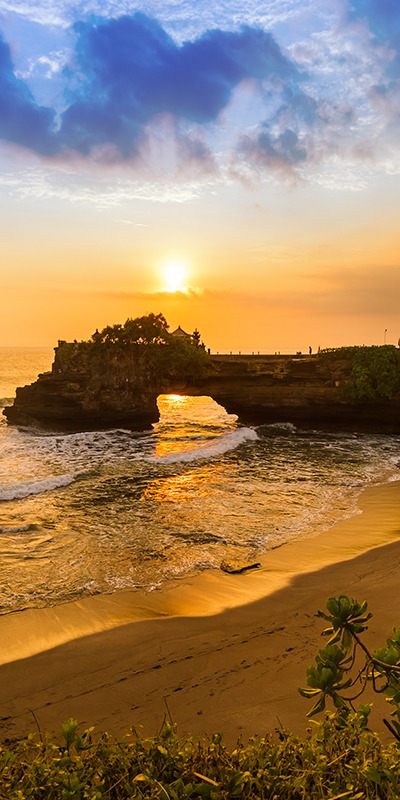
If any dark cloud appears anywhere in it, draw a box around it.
[0,34,56,155]
[280,86,318,125]
[233,79,318,175]
[0,13,304,162]
[240,127,308,169]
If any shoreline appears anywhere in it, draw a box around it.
[1,479,400,744]
[1,480,399,666]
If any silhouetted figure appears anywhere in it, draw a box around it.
[309,346,312,355]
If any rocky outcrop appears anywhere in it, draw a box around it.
[197,354,400,432]
[4,345,400,432]
[4,343,162,430]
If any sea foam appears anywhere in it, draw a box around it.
[0,523,37,534]
[0,474,77,502]
[264,421,298,434]
[147,426,258,464]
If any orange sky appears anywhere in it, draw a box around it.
[0,2,399,352]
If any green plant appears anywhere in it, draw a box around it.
[5,594,400,797]
[319,345,400,400]
[147,336,212,381]
[350,346,400,400]
[54,313,212,383]
[2,713,400,798]
[299,594,400,740]
[91,313,170,347]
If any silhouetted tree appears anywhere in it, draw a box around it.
[90,313,169,346]
[192,328,201,347]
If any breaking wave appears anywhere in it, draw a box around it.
[0,474,77,502]
[264,421,298,434]
[147,426,258,464]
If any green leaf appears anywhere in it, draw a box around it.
[306,693,326,717]
[192,785,213,798]
[298,687,321,698]
[333,693,349,710]
[61,718,79,750]
[363,764,382,785]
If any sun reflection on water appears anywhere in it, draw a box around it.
[151,394,238,458]
[141,465,219,503]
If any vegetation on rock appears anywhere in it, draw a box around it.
[90,313,170,347]
[55,313,212,383]
[320,345,400,400]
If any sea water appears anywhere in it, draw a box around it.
[0,347,399,615]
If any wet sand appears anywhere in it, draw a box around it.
[1,480,400,745]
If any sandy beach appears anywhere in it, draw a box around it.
[1,479,400,746]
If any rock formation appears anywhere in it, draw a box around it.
[4,344,400,433]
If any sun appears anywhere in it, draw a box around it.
[162,260,188,292]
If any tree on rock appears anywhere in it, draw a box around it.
[124,313,169,345]
[91,313,169,347]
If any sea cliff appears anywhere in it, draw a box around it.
[4,342,400,432]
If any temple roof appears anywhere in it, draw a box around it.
[171,326,191,338]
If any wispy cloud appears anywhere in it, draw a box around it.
[0,0,329,38]
[0,164,217,204]
[347,0,400,62]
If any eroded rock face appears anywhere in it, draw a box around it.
[3,347,400,432]
[197,355,400,432]
[4,343,162,430]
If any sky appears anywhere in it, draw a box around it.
[0,0,399,352]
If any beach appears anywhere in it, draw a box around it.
[1,479,400,746]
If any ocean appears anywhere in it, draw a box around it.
[1,346,399,616]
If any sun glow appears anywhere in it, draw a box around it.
[162,260,188,292]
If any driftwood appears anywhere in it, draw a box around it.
[220,560,261,575]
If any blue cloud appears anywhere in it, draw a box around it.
[0,34,56,155]
[240,127,307,171]
[58,13,302,157]
[348,0,400,78]
[234,80,317,174]
[348,0,400,42]
[0,13,307,162]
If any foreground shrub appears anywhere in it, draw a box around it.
[4,594,400,798]
[300,595,400,742]
[1,713,400,799]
